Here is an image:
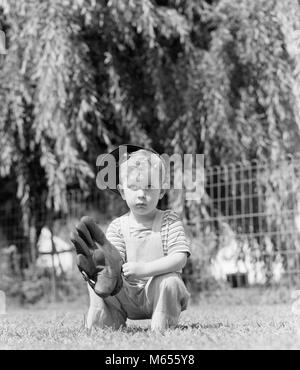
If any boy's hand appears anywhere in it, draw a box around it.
[122,262,148,279]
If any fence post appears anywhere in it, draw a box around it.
[0,291,5,315]
[48,216,58,302]
[50,232,57,302]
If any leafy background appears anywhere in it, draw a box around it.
[0,0,300,296]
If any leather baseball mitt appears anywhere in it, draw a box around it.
[71,217,123,298]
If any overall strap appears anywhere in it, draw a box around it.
[120,213,131,243]
[152,209,164,233]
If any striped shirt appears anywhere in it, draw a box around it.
[105,209,191,263]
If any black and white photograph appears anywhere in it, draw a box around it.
[0,0,300,353]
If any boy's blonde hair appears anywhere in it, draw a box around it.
[119,149,167,189]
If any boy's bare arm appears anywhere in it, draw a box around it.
[122,252,188,279]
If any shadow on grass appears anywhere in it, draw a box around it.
[125,327,150,334]
[125,322,229,333]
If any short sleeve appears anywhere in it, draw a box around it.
[165,210,191,257]
[105,218,126,263]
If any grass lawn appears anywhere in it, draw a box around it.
[0,288,300,350]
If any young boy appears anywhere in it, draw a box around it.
[72,146,191,332]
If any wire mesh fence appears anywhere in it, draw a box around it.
[191,155,300,287]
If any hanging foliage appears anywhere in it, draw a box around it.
[0,0,300,264]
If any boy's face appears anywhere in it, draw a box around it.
[118,164,165,216]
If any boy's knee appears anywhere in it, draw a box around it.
[146,273,190,316]
[153,273,183,292]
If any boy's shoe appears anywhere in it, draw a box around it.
[71,217,123,297]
